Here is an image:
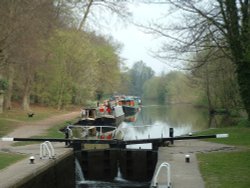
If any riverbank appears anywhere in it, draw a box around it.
[156,140,237,188]
[0,110,79,169]
[0,143,74,188]
[195,126,250,188]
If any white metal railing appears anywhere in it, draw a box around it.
[68,125,118,140]
[152,162,171,188]
[40,141,55,159]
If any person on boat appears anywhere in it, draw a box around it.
[64,125,72,146]
[80,108,86,118]
[106,101,112,114]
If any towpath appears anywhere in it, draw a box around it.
[155,140,237,188]
[0,111,79,149]
[0,111,79,188]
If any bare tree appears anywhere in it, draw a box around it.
[141,0,250,120]
[76,0,131,30]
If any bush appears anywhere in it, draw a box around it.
[0,79,8,91]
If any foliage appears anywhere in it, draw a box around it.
[143,77,162,100]
[21,29,122,109]
[0,0,125,110]
[143,71,200,104]
[128,61,155,96]
[0,79,8,91]
[143,0,250,120]
[189,47,242,112]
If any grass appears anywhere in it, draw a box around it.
[11,120,73,147]
[0,105,66,122]
[0,119,19,137]
[0,105,72,137]
[195,126,250,147]
[196,124,250,188]
[198,151,250,188]
[0,152,27,170]
[0,105,78,169]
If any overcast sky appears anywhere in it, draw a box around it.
[90,2,180,75]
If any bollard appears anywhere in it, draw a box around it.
[185,154,190,163]
[169,128,174,145]
[29,156,35,164]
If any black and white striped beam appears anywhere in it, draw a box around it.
[1,134,228,145]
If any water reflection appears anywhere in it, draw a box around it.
[118,103,209,149]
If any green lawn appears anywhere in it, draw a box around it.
[198,151,250,188]
[0,106,72,137]
[0,119,19,137]
[11,120,73,147]
[0,106,77,169]
[0,152,27,170]
[196,126,250,147]
[197,125,250,188]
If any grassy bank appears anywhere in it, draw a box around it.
[197,125,250,188]
[11,120,71,147]
[0,153,26,170]
[0,106,77,169]
[0,106,71,137]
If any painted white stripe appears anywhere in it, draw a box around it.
[216,134,229,138]
[1,137,14,141]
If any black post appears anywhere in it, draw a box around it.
[169,128,174,145]
[73,141,82,152]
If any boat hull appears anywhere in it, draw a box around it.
[122,106,139,116]
[75,114,124,127]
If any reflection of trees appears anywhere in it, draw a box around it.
[139,104,209,131]
[208,114,232,128]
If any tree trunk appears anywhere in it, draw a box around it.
[57,79,65,110]
[78,0,94,30]
[236,61,250,120]
[204,64,213,114]
[22,74,32,111]
[22,91,30,111]
[0,91,4,113]
[4,65,15,110]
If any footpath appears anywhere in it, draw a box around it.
[0,111,79,188]
[155,140,236,188]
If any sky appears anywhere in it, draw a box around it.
[90,3,180,75]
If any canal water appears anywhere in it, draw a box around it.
[77,102,209,187]
[119,103,209,149]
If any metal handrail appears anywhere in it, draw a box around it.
[152,162,171,188]
[40,141,55,159]
[68,125,118,139]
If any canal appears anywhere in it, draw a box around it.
[77,102,210,187]
[120,102,209,149]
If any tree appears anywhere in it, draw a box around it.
[142,0,250,120]
[189,47,241,113]
[0,0,57,111]
[62,0,131,31]
[129,61,155,96]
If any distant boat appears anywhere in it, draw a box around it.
[75,105,125,126]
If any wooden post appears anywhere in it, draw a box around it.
[169,128,174,145]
